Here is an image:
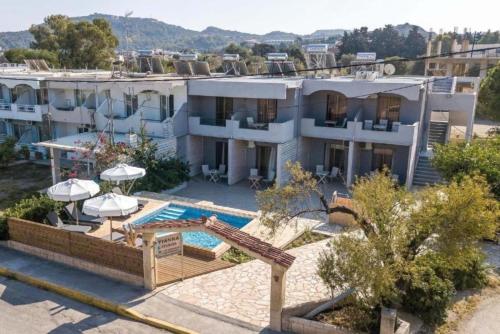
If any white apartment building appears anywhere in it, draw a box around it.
[185,75,478,188]
[0,65,478,189]
[0,67,187,183]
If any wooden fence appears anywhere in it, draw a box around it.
[7,218,143,276]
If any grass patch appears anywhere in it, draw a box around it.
[435,295,481,334]
[285,228,329,250]
[221,247,254,264]
[0,163,52,211]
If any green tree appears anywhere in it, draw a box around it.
[384,56,410,75]
[257,163,498,326]
[0,137,16,167]
[476,62,500,121]
[224,43,250,59]
[478,30,500,44]
[29,15,118,69]
[339,27,370,55]
[402,25,427,58]
[251,43,276,57]
[370,25,405,59]
[432,134,500,198]
[4,48,58,67]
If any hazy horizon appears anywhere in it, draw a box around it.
[1,0,499,34]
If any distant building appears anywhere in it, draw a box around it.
[425,38,500,79]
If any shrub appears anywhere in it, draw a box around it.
[132,158,190,193]
[3,194,63,224]
[401,264,455,326]
[0,137,16,167]
[0,217,7,240]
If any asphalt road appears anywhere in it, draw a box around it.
[0,276,170,334]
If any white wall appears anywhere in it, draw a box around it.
[277,138,298,185]
[228,139,249,185]
[185,135,203,176]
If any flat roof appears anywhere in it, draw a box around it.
[35,132,163,152]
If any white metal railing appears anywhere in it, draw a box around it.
[0,100,11,110]
[17,104,36,112]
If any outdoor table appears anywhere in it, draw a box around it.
[324,120,338,127]
[251,122,267,129]
[316,171,329,184]
[373,124,387,131]
[209,169,220,183]
[248,175,263,189]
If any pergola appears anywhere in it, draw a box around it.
[134,216,296,332]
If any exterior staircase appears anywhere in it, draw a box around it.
[412,155,442,186]
[427,121,448,149]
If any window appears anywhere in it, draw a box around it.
[160,95,167,121]
[75,89,87,107]
[215,97,233,125]
[326,93,347,122]
[257,99,277,123]
[372,147,393,171]
[377,95,401,122]
[168,94,175,117]
[124,93,138,117]
[78,127,89,134]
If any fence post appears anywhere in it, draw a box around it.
[380,307,397,334]
[142,232,156,290]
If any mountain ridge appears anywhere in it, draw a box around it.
[0,13,429,51]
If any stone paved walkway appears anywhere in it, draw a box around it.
[162,239,332,328]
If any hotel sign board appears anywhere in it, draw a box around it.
[356,52,377,61]
[155,233,182,258]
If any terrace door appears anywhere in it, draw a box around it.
[327,144,345,173]
[215,97,233,126]
[257,99,277,123]
[215,141,228,168]
[377,95,401,123]
[326,93,347,123]
[256,145,272,178]
[372,147,393,171]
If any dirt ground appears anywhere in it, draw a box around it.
[0,162,52,211]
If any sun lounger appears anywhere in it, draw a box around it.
[47,211,91,233]
[64,202,105,225]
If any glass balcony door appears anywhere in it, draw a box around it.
[215,97,233,126]
[257,99,277,123]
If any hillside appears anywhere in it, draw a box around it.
[0,13,429,52]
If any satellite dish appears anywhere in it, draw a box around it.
[384,64,396,76]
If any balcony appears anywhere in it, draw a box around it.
[0,100,11,111]
[0,104,46,122]
[233,119,294,143]
[189,116,233,138]
[354,121,419,146]
[301,118,354,141]
[188,116,295,143]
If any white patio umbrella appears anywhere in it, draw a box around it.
[100,163,146,195]
[47,178,100,225]
[82,193,138,240]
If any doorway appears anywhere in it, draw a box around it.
[256,145,276,178]
[215,141,228,168]
[327,144,346,173]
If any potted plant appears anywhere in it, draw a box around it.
[20,145,30,160]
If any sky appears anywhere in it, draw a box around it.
[0,0,499,34]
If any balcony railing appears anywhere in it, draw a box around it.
[354,121,419,145]
[301,118,354,141]
[0,100,11,111]
[188,116,295,143]
[17,104,36,112]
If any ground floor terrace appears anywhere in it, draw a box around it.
[184,135,298,187]
[300,136,416,187]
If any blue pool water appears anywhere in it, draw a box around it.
[133,204,252,249]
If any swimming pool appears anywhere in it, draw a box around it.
[133,203,253,249]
